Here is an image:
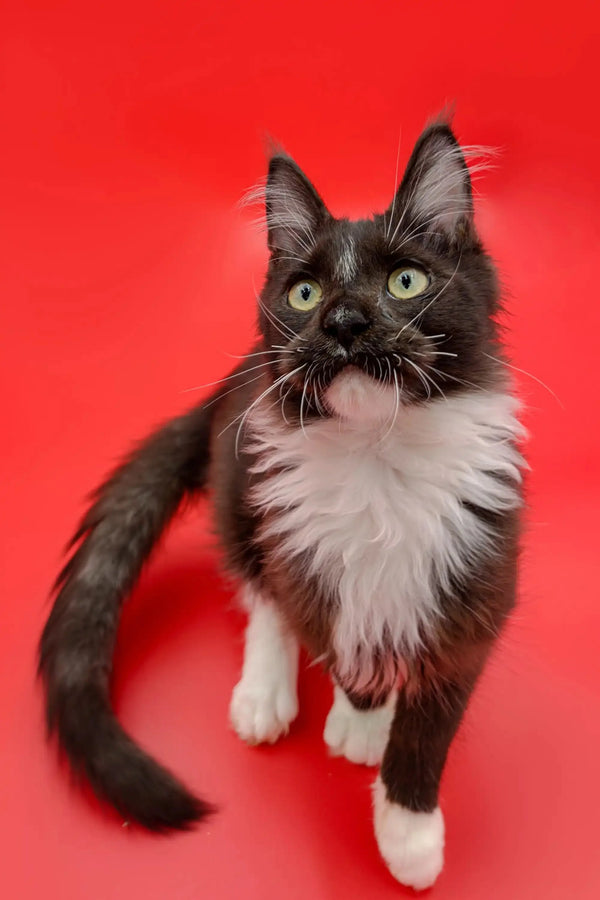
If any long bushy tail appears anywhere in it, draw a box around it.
[38,400,217,830]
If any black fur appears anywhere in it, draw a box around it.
[256,126,504,417]
[39,403,217,829]
[39,119,521,837]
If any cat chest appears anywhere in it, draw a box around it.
[248,392,523,676]
[252,437,469,600]
[252,440,465,673]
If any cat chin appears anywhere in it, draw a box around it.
[324,366,397,424]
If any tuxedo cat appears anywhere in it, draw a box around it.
[39,120,524,889]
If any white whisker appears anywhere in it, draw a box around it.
[189,370,269,410]
[404,357,431,399]
[385,127,403,240]
[226,349,294,361]
[481,352,563,408]
[182,358,277,393]
[396,253,462,339]
[217,364,306,456]
[299,364,314,439]
[379,367,401,442]
[423,363,481,392]
[411,359,447,400]
[255,290,305,344]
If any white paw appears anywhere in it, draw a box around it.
[229,677,298,745]
[373,776,445,890]
[324,686,396,766]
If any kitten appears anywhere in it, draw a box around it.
[39,119,524,890]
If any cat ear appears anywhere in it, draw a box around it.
[388,122,474,245]
[265,154,330,256]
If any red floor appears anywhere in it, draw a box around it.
[2,2,600,897]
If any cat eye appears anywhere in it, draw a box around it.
[387,266,429,300]
[288,279,323,312]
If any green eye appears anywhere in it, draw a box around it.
[288,279,323,311]
[387,266,429,300]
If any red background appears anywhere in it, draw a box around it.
[2,2,600,898]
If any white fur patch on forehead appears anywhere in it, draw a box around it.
[334,235,359,283]
[325,368,397,423]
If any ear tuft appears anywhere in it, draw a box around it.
[387,123,490,247]
[264,155,330,257]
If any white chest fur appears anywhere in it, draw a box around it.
[247,371,524,691]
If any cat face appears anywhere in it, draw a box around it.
[257,122,502,420]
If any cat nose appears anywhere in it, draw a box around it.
[323,305,371,349]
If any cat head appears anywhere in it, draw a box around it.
[255,120,503,423]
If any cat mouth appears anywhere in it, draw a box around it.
[277,338,445,414]
[276,350,444,423]
[330,352,395,385]
[322,366,399,422]
[282,352,395,395]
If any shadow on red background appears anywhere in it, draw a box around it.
[2,2,600,898]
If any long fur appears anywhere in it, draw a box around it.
[39,120,524,857]
[247,376,523,692]
[39,402,217,829]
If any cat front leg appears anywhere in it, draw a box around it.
[373,656,487,890]
[324,684,397,766]
[229,584,299,745]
